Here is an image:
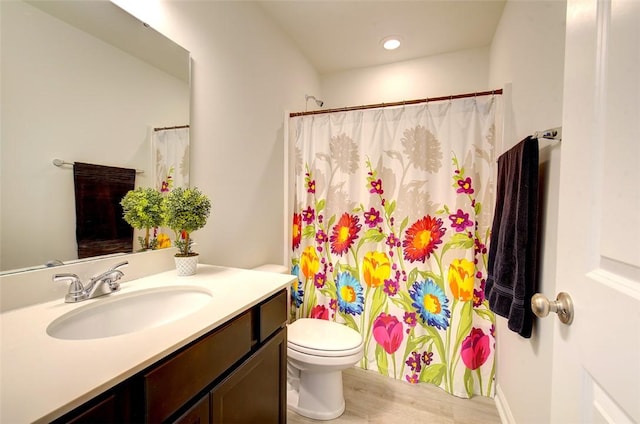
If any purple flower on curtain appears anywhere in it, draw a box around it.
[473,276,486,307]
[422,351,434,366]
[448,209,474,232]
[369,178,384,194]
[302,206,315,224]
[456,177,474,194]
[363,207,383,228]
[330,213,361,256]
[409,279,450,330]
[460,328,491,370]
[473,288,485,307]
[403,311,417,328]
[315,229,328,245]
[307,179,316,194]
[372,313,404,354]
[335,272,364,316]
[405,351,422,373]
[474,237,487,255]
[386,233,401,249]
[314,271,326,289]
[329,298,338,313]
[406,373,419,384]
[384,278,399,296]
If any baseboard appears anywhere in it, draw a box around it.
[495,384,516,424]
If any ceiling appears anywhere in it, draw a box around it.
[259,0,507,74]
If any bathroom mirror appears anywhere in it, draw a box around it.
[0,0,190,274]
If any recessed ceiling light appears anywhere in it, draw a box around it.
[382,36,401,50]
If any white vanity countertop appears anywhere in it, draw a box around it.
[0,264,294,423]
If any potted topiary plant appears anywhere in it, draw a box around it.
[162,186,211,276]
[120,187,165,251]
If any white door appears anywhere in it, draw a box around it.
[551,0,640,422]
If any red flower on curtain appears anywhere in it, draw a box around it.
[292,213,302,250]
[460,327,491,370]
[310,304,330,320]
[372,312,404,354]
[330,213,361,255]
[402,215,445,262]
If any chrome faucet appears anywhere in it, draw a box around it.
[53,261,128,303]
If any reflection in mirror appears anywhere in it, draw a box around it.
[0,0,190,274]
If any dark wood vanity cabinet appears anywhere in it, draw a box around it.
[53,289,288,424]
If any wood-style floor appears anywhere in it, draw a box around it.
[287,367,502,424]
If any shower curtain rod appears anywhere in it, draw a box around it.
[289,89,503,117]
[154,124,190,131]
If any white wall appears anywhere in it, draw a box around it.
[114,0,321,270]
[322,46,490,107]
[488,1,566,423]
[0,1,189,271]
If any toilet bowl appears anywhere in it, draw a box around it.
[251,264,364,420]
[286,318,363,420]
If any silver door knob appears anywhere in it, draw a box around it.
[531,292,574,325]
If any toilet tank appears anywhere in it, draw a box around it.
[252,264,293,321]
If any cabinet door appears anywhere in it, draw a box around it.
[172,394,209,424]
[144,311,252,423]
[211,328,286,424]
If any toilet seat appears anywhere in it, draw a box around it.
[288,318,363,357]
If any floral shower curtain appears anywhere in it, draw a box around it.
[152,126,190,248]
[289,94,500,398]
[152,126,190,192]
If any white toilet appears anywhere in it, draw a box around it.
[287,318,364,420]
[252,265,364,420]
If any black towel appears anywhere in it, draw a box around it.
[485,137,539,338]
[73,162,136,258]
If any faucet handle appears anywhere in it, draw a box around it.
[53,273,87,303]
[110,261,128,271]
[101,261,127,291]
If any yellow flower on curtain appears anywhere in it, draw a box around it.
[300,245,320,279]
[363,251,391,288]
[448,258,475,301]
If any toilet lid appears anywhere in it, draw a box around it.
[288,318,363,353]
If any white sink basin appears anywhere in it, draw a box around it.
[47,286,213,340]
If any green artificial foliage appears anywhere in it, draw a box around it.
[162,187,211,256]
[120,187,164,250]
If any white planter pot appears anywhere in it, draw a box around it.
[174,255,198,276]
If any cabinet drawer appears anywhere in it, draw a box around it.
[64,394,117,424]
[144,311,252,423]
[259,291,287,342]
